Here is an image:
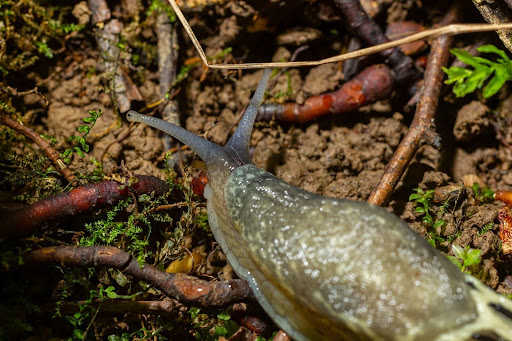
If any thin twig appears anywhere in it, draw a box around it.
[0,113,76,184]
[24,246,253,307]
[0,86,49,107]
[166,0,512,70]
[367,7,458,206]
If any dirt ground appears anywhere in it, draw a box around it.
[2,0,512,340]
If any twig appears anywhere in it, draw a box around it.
[166,0,512,70]
[0,86,49,107]
[1,175,168,239]
[156,9,181,170]
[367,7,458,206]
[258,64,393,122]
[333,0,420,84]
[54,299,182,316]
[90,0,142,113]
[157,11,180,126]
[0,113,76,184]
[24,246,253,307]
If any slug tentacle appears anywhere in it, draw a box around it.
[126,110,230,163]
[225,69,271,165]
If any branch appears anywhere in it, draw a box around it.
[24,246,253,307]
[1,175,168,239]
[0,113,76,184]
[367,7,458,206]
[258,64,393,122]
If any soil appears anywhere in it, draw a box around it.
[2,0,512,340]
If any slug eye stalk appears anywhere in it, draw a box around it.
[127,69,272,166]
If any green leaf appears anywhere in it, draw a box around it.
[213,325,228,337]
[446,255,462,269]
[451,244,465,260]
[433,220,446,228]
[74,146,84,158]
[415,207,425,214]
[443,66,472,84]
[464,248,482,267]
[478,44,511,63]
[450,48,483,68]
[108,335,123,341]
[83,117,95,123]
[65,315,77,327]
[484,64,508,97]
[105,286,117,299]
[409,193,419,201]
[463,66,492,93]
[77,125,89,133]
[73,328,84,339]
[217,311,231,320]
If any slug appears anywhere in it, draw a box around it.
[127,70,512,341]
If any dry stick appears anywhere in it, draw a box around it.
[157,11,180,126]
[54,299,182,316]
[0,86,49,107]
[166,0,512,70]
[25,246,253,307]
[156,10,182,170]
[0,113,76,184]
[367,8,458,206]
[90,0,142,113]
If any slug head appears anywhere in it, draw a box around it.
[126,69,271,172]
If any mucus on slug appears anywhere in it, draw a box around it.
[127,69,512,341]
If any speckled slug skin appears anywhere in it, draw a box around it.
[127,69,512,341]
[224,165,476,340]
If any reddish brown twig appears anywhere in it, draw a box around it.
[1,175,168,239]
[0,113,76,184]
[24,246,252,307]
[258,64,393,123]
[333,0,421,85]
[367,8,458,206]
[54,299,182,316]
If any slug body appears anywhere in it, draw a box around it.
[127,70,512,340]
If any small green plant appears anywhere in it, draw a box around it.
[188,307,239,341]
[477,222,495,236]
[446,244,482,274]
[471,182,495,203]
[443,44,512,98]
[409,188,446,248]
[60,109,102,164]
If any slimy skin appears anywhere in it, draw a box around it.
[127,70,512,340]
